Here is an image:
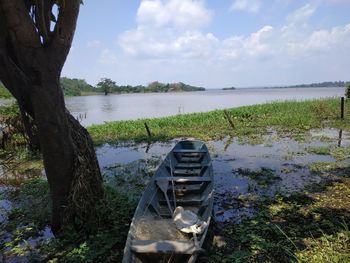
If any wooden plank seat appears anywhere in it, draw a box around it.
[175,163,202,169]
[173,168,201,176]
[131,240,198,254]
[173,165,209,177]
[177,156,204,163]
[172,149,207,154]
[159,193,203,206]
[169,183,204,193]
[156,176,211,183]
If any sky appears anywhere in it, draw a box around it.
[61,0,350,88]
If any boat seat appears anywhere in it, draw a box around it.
[175,163,202,169]
[169,183,204,194]
[156,176,211,183]
[173,166,209,177]
[173,168,201,176]
[172,149,207,154]
[176,156,204,163]
[159,193,203,206]
[131,240,199,254]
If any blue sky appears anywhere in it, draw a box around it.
[62,0,350,88]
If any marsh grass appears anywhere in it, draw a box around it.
[306,146,331,155]
[88,98,350,144]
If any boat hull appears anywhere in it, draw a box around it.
[123,140,214,263]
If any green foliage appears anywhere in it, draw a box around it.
[146,81,204,92]
[0,102,20,117]
[59,77,204,96]
[306,146,331,155]
[96,78,117,95]
[88,98,348,145]
[42,186,136,263]
[60,77,97,96]
[236,167,281,186]
[280,81,350,88]
[345,85,350,99]
[2,179,51,258]
[209,179,350,262]
[0,81,12,98]
[95,80,205,94]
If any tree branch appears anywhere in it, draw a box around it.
[0,0,42,65]
[34,0,49,44]
[49,0,80,70]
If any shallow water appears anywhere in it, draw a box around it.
[1,128,350,261]
[96,128,350,223]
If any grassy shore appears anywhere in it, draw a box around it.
[88,98,350,144]
[1,98,350,262]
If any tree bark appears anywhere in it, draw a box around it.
[27,66,104,234]
[0,0,104,234]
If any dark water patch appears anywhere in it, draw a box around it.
[96,141,174,168]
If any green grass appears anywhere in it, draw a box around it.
[88,98,350,144]
[1,179,136,263]
[236,167,281,186]
[0,82,12,99]
[209,179,350,263]
[306,146,331,155]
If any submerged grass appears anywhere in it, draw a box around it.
[88,98,350,144]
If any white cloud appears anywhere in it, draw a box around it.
[87,40,102,48]
[98,49,117,65]
[119,28,219,58]
[230,0,261,13]
[286,24,350,56]
[286,4,316,25]
[114,1,350,87]
[137,0,212,29]
[119,0,215,59]
[222,26,274,59]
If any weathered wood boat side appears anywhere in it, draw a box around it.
[123,140,214,263]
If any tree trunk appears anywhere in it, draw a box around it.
[0,0,104,234]
[30,71,104,233]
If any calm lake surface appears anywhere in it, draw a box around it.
[62,87,344,126]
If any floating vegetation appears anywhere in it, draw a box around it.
[331,146,350,161]
[306,146,331,155]
[235,167,281,186]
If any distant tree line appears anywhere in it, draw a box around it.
[60,77,96,96]
[281,81,350,88]
[60,78,205,96]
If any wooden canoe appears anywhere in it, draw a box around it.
[123,140,214,263]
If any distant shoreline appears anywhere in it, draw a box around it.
[220,81,349,90]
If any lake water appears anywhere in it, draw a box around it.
[65,87,345,126]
